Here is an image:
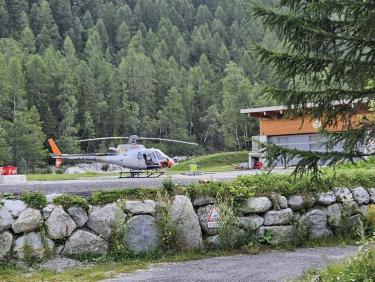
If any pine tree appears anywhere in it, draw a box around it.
[0,120,10,165]
[220,63,254,150]
[253,1,375,173]
[0,0,9,37]
[11,106,46,172]
[20,26,36,53]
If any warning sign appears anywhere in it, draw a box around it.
[207,207,220,228]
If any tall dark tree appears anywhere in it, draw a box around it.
[253,1,375,173]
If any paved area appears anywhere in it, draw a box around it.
[0,169,291,195]
[103,246,357,282]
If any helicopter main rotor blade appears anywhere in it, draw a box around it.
[78,137,129,142]
[138,137,199,146]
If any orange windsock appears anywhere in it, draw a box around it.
[48,138,62,154]
[48,138,63,168]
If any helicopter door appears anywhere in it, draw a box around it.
[143,153,158,166]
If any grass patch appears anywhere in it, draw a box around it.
[91,188,159,205]
[169,151,248,172]
[53,194,89,211]
[22,191,47,209]
[26,172,118,181]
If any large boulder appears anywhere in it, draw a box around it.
[368,188,375,203]
[63,230,108,256]
[0,207,14,233]
[13,232,54,259]
[67,206,88,227]
[238,215,264,231]
[351,187,370,205]
[241,197,272,214]
[334,188,353,203]
[170,195,202,250]
[196,204,220,235]
[45,206,77,239]
[46,193,63,203]
[258,226,293,244]
[317,191,336,206]
[0,231,13,258]
[263,208,293,226]
[87,203,126,240]
[124,215,162,253]
[124,200,156,215]
[301,209,332,238]
[12,208,42,234]
[288,195,315,211]
[323,203,341,228]
[1,200,27,218]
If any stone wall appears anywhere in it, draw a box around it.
[0,187,374,261]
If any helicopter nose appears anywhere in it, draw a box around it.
[160,159,174,168]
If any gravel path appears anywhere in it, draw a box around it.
[103,246,357,282]
[0,170,291,195]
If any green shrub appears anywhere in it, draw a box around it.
[22,191,47,209]
[185,169,375,202]
[53,194,89,211]
[162,178,176,196]
[91,188,158,205]
[216,199,251,250]
[155,192,182,252]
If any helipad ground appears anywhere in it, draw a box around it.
[0,169,292,195]
[103,245,357,282]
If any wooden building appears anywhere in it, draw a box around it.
[240,101,369,168]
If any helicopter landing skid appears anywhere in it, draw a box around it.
[119,170,165,178]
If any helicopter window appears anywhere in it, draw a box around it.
[154,151,165,161]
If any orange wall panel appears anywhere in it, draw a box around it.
[259,115,359,136]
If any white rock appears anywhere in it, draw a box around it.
[170,195,202,250]
[351,187,370,205]
[263,208,293,226]
[301,209,332,238]
[197,204,220,235]
[241,197,272,214]
[258,226,293,244]
[12,208,42,234]
[0,231,13,258]
[42,204,56,219]
[67,206,88,227]
[0,207,14,233]
[334,188,353,203]
[1,200,27,218]
[63,230,108,256]
[124,200,156,215]
[45,206,77,239]
[13,232,54,259]
[317,191,336,206]
[238,215,264,231]
[124,215,162,253]
[87,203,126,240]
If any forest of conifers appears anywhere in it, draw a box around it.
[0,0,278,170]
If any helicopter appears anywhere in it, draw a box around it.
[48,135,198,178]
